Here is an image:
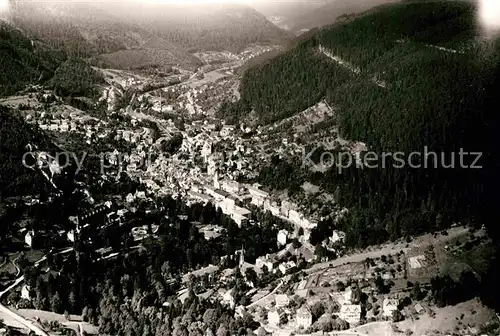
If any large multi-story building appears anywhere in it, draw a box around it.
[383,298,399,317]
[295,306,312,330]
[340,304,361,325]
[247,184,269,207]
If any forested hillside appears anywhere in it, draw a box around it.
[11,0,152,57]
[226,1,500,252]
[90,37,203,72]
[10,0,291,69]
[0,22,104,97]
[0,106,53,198]
[0,23,65,95]
[111,3,292,53]
[48,58,105,97]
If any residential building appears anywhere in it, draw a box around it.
[275,294,290,308]
[344,287,354,304]
[248,184,269,207]
[330,230,346,244]
[67,230,76,243]
[383,298,399,317]
[188,190,213,204]
[296,245,315,263]
[340,304,361,325]
[221,179,242,195]
[277,230,288,246]
[220,125,236,138]
[235,305,246,319]
[126,193,135,203]
[280,200,295,218]
[231,206,251,227]
[201,142,213,162]
[264,200,281,217]
[296,306,313,330]
[24,230,34,247]
[414,303,425,314]
[268,308,286,326]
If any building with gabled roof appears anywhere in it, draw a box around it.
[275,294,290,308]
[340,304,361,325]
[296,305,312,329]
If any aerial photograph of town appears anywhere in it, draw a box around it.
[0,0,499,335]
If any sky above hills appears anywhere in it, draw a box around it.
[479,0,500,33]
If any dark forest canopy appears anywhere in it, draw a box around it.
[10,1,292,61]
[225,0,500,262]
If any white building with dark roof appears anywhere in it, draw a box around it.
[268,308,286,326]
[383,298,399,317]
[277,230,289,246]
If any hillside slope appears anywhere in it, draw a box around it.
[11,0,153,56]
[0,21,106,99]
[9,0,291,70]
[225,0,500,253]
[91,36,203,71]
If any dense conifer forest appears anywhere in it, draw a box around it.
[223,2,500,310]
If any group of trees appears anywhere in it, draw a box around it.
[429,271,481,308]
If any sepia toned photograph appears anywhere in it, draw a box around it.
[0,0,500,335]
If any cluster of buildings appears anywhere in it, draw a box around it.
[115,127,154,145]
[28,110,110,144]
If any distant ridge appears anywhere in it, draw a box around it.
[282,0,401,34]
[7,0,292,70]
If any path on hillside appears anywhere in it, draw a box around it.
[0,305,49,336]
[318,45,386,88]
[246,280,284,309]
